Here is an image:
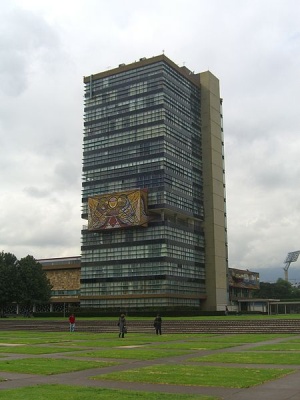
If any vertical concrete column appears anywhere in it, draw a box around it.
[199,71,228,311]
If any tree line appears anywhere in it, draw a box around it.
[253,278,300,300]
[0,251,52,316]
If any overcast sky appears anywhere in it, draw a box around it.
[1,0,300,281]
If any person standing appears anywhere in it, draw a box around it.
[118,313,127,338]
[69,314,76,332]
[154,314,162,335]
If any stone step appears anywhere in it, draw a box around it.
[1,319,300,334]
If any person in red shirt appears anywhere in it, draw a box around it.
[69,314,76,332]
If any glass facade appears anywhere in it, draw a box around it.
[81,56,206,309]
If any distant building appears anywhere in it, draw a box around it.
[228,268,260,312]
[38,256,80,313]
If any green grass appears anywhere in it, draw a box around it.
[95,364,294,388]
[0,337,66,344]
[0,329,298,396]
[0,384,218,400]
[150,341,234,350]
[191,351,300,365]
[62,339,151,347]
[286,338,300,343]
[249,343,300,351]
[68,347,192,360]
[0,358,117,375]
[199,333,295,343]
[0,345,86,354]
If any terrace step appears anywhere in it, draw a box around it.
[1,319,300,334]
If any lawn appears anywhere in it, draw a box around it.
[190,351,300,365]
[0,345,87,354]
[150,341,234,350]
[199,333,294,343]
[0,329,298,397]
[94,364,294,388]
[67,347,193,360]
[0,358,117,375]
[249,343,300,351]
[0,384,218,400]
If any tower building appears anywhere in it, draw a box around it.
[81,54,228,312]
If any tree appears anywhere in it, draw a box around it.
[18,255,52,310]
[0,252,52,314]
[0,252,19,315]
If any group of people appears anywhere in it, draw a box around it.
[118,313,162,337]
[68,313,163,336]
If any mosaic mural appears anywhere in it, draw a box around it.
[88,189,148,230]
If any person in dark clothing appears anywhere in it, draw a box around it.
[118,313,127,338]
[153,314,162,335]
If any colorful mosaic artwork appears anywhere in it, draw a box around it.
[88,189,148,230]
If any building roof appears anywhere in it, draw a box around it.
[83,54,201,86]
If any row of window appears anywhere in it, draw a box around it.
[80,279,205,296]
[81,282,205,291]
[83,123,165,145]
[83,119,195,151]
[84,115,199,143]
[83,166,202,195]
[164,109,197,133]
[85,61,198,99]
[85,107,164,129]
[85,63,164,92]
[82,244,204,263]
[164,141,201,168]
[83,138,200,172]
[84,80,199,126]
[81,266,205,280]
[51,290,80,296]
[82,171,202,194]
[164,87,200,123]
[83,156,202,191]
[80,297,201,308]
[84,89,164,121]
[82,225,204,247]
[83,157,197,183]
[83,138,164,167]
[163,62,200,95]
[83,137,188,163]
[89,79,163,105]
[82,174,161,199]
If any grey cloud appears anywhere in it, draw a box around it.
[23,187,50,199]
[1,0,300,280]
[0,7,60,96]
[53,161,81,191]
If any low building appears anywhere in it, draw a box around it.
[228,268,260,312]
[38,256,81,314]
